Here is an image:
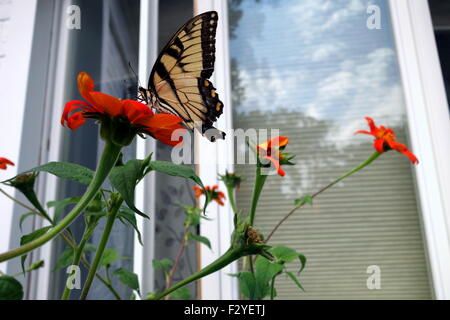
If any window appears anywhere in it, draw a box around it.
[229,0,432,299]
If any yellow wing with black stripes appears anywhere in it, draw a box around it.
[145,11,225,142]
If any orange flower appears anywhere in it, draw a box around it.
[257,136,293,176]
[0,157,14,170]
[61,72,185,146]
[356,117,418,164]
[193,185,226,206]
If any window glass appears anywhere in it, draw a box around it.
[229,0,432,299]
[52,0,140,300]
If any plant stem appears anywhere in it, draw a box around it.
[79,198,122,300]
[265,151,382,243]
[165,225,189,294]
[0,187,41,216]
[1,185,121,299]
[270,277,276,300]
[225,185,238,214]
[61,225,95,300]
[249,166,267,226]
[153,247,243,300]
[0,141,122,263]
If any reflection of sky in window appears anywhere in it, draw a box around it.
[230,0,406,142]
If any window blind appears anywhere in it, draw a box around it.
[229,0,432,299]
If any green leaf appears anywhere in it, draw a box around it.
[0,276,24,300]
[294,195,313,206]
[187,232,211,249]
[20,226,52,272]
[152,258,173,271]
[19,212,35,231]
[148,161,208,212]
[109,160,148,218]
[21,162,94,185]
[285,271,305,292]
[118,206,143,246]
[169,287,191,300]
[100,248,127,266]
[298,254,307,274]
[238,272,256,299]
[254,256,283,299]
[271,246,300,264]
[53,247,75,271]
[113,268,140,292]
[47,197,81,222]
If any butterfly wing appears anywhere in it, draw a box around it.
[148,11,225,141]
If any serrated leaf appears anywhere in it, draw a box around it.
[152,258,173,271]
[148,161,208,212]
[285,271,305,292]
[187,232,211,249]
[20,226,52,273]
[0,276,24,300]
[19,212,35,231]
[100,248,127,266]
[109,160,148,218]
[14,162,94,185]
[169,286,191,300]
[113,268,140,292]
[118,206,143,246]
[294,195,313,206]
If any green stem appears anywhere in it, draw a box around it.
[79,198,122,300]
[61,225,95,300]
[153,247,244,300]
[0,141,122,263]
[265,151,382,243]
[270,277,276,300]
[1,186,121,299]
[249,166,267,226]
[225,185,238,214]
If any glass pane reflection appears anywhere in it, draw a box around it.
[229,0,432,299]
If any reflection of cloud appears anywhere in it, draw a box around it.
[311,43,346,62]
[289,0,364,41]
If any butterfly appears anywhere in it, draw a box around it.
[138,11,225,142]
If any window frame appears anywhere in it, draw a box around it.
[389,0,450,300]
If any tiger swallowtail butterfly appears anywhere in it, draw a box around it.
[138,11,225,142]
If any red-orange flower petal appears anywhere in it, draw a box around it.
[258,136,289,151]
[66,111,86,130]
[121,100,154,124]
[77,72,96,105]
[392,142,419,164]
[356,117,418,164]
[263,155,285,177]
[0,157,14,170]
[89,92,123,117]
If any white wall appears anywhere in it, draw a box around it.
[0,0,37,273]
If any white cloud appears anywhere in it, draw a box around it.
[310,43,346,62]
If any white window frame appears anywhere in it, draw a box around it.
[134,0,159,298]
[389,0,450,300]
[194,0,239,300]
